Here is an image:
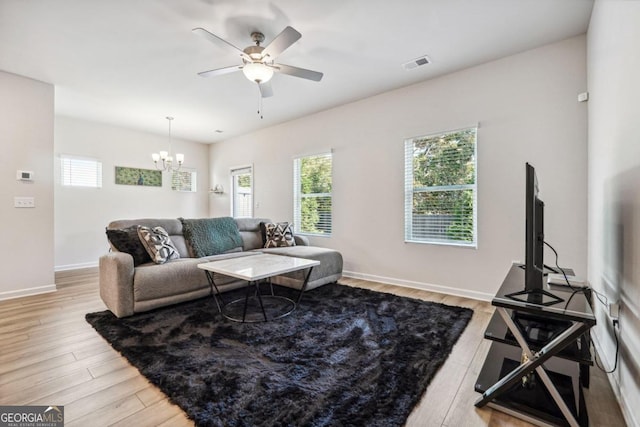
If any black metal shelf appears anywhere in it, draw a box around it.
[475,342,588,427]
[474,264,596,427]
[484,311,593,366]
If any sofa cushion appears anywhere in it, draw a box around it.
[236,217,272,251]
[180,217,243,257]
[260,245,343,287]
[261,222,296,248]
[137,226,180,264]
[106,226,151,266]
[133,254,255,303]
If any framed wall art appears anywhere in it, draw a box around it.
[115,166,162,187]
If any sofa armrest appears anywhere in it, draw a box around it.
[294,235,310,246]
[99,252,135,318]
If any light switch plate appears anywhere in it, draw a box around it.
[14,197,35,208]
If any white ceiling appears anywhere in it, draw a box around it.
[0,0,594,143]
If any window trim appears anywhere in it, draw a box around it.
[293,152,333,237]
[230,164,253,218]
[404,127,478,247]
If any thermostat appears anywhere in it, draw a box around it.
[17,170,34,181]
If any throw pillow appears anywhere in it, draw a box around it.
[179,217,243,257]
[106,226,151,266]
[137,226,180,264]
[262,222,296,248]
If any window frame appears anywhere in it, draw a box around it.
[60,154,103,188]
[230,165,253,218]
[404,127,478,247]
[293,152,333,237]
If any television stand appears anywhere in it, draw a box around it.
[475,264,595,427]
[504,288,564,306]
[516,263,562,274]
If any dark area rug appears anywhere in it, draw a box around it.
[86,283,473,427]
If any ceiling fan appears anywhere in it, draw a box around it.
[192,26,323,99]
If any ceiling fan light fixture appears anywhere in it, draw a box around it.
[243,62,274,83]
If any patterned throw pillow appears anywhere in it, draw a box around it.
[137,226,180,264]
[262,222,296,248]
[106,226,152,266]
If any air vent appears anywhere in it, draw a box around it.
[402,55,431,70]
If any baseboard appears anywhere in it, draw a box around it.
[591,329,639,427]
[342,270,494,302]
[0,284,57,301]
[55,261,99,272]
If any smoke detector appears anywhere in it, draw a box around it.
[402,55,431,70]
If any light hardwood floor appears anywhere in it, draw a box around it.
[0,269,626,427]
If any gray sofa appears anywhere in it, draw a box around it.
[99,217,343,318]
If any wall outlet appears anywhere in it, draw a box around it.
[14,197,35,208]
[609,302,620,320]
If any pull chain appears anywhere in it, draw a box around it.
[257,85,264,119]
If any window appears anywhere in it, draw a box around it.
[404,127,477,246]
[60,155,102,188]
[294,153,332,235]
[172,169,197,192]
[231,165,253,218]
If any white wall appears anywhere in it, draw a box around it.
[210,35,588,299]
[0,71,55,299]
[587,2,640,426]
[54,116,210,270]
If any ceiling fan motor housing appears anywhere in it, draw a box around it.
[243,45,266,62]
[250,32,265,45]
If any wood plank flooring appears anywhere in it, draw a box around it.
[0,269,626,426]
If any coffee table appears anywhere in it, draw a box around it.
[197,253,320,323]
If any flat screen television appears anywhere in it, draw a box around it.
[525,162,545,292]
[507,163,563,306]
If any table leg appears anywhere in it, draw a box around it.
[296,266,315,304]
[241,282,253,322]
[253,282,269,322]
[204,270,223,313]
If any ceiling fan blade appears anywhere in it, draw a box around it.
[273,63,323,82]
[258,81,274,98]
[192,27,250,60]
[262,26,301,59]
[197,65,243,78]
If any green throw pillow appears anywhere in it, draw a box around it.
[179,217,243,257]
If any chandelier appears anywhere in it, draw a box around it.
[152,116,184,172]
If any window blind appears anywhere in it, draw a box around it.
[293,153,332,235]
[61,155,102,188]
[404,128,477,246]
